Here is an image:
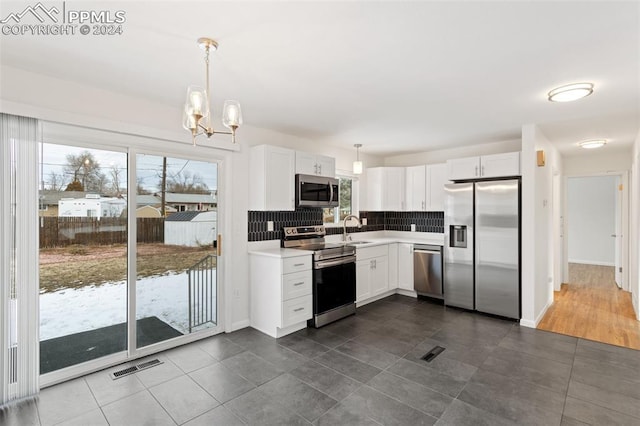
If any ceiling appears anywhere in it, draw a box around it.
[1,1,638,158]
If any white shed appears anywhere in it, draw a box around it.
[164,211,217,247]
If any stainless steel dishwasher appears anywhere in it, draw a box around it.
[413,244,443,298]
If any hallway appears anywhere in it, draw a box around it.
[538,263,640,350]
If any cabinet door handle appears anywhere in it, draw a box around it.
[293,263,305,267]
[481,165,485,176]
[293,281,305,286]
[314,164,318,174]
[475,166,478,176]
[293,307,305,312]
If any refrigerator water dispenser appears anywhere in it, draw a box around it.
[449,225,467,248]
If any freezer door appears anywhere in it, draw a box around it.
[443,182,474,310]
[475,180,520,319]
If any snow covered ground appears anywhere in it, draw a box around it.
[39,272,217,341]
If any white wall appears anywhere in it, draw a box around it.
[383,139,521,166]
[0,65,384,333]
[563,151,632,176]
[521,124,562,328]
[630,130,640,319]
[566,176,617,266]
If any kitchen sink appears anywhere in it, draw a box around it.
[347,241,372,245]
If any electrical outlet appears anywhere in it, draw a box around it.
[362,218,367,226]
[411,224,416,232]
[267,221,274,231]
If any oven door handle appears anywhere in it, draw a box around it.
[315,256,356,269]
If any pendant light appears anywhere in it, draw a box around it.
[353,144,363,175]
[183,37,242,145]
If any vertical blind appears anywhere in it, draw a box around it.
[0,114,40,404]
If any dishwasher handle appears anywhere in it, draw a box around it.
[414,249,441,255]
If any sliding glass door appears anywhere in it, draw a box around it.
[135,154,219,349]
[39,142,222,377]
[39,144,129,374]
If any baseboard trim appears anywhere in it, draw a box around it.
[520,299,554,329]
[633,292,639,321]
[229,319,250,332]
[568,259,615,267]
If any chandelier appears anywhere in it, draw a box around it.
[182,37,242,145]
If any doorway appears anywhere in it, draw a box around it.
[538,173,640,349]
[38,142,224,381]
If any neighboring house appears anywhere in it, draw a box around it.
[39,190,88,216]
[135,205,162,218]
[58,194,127,219]
[155,192,217,212]
[164,211,217,247]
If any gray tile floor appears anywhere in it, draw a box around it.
[2,294,640,425]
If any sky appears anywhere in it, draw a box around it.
[41,143,218,193]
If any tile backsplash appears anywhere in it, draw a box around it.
[248,209,444,242]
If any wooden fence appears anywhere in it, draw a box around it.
[39,217,164,248]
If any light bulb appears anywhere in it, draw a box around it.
[223,100,243,128]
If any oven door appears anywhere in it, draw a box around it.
[313,256,356,315]
[296,174,339,208]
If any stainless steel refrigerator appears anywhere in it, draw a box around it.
[443,179,520,319]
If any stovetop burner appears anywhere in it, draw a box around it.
[281,226,356,259]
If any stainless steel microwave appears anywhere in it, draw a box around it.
[295,174,339,208]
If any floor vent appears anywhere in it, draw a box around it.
[421,346,445,362]
[110,359,163,380]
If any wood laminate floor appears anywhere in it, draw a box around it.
[538,263,640,350]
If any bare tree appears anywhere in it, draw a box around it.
[64,151,106,193]
[164,171,209,194]
[46,171,65,191]
[110,165,123,196]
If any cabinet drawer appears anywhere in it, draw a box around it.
[282,270,312,300]
[283,256,312,274]
[356,245,388,260]
[282,295,312,327]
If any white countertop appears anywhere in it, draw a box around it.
[248,231,444,257]
[248,247,313,258]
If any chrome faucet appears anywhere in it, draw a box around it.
[342,214,362,242]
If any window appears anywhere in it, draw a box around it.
[323,174,358,225]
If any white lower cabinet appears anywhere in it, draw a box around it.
[249,253,312,338]
[398,243,414,291]
[388,243,399,289]
[356,245,390,304]
[370,256,389,296]
[356,260,371,302]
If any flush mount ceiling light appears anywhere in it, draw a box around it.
[548,82,594,102]
[353,144,363,175]
[182,37,242,145]
[578,139,607,149]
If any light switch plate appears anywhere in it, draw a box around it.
[267,221,274,231]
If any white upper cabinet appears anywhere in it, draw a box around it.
[480,152,520,178]
[426,163,448,211]
[446,152,520,181]
[366,167,406,211]
[295,152,335,177]
[404,163,447,211]
[405,165,426,211]
[249,145,295,211]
